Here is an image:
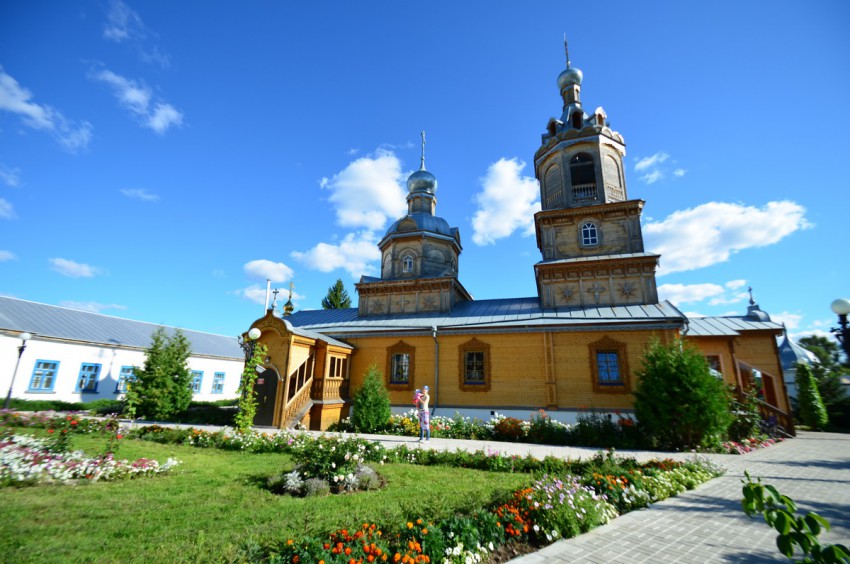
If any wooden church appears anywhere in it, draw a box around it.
[245,45,793,434]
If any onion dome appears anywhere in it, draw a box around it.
[408,130,437,194]
[407,168,437,194]
[557,37,583,89]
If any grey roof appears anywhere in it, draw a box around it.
[287,297,686,335]
[778,334,819,368]
[274,316,353,350]
[537,252,659,266]
[685,315,784,337]
[383,212,456,239]
[0,296,243,359]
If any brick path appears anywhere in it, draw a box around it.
[507,432,850,563]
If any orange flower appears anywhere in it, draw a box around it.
[406,522,413,529]
[287,539,294,546]
[292,557,300,563]
[416,518,422,525]
[368,556,375,563]
[393,553,401,562]
[345,547,352,555]
[421,528,428,535]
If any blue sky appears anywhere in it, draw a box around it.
[1,1,848,343]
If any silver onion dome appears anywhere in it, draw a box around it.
[407,169,437,194]
[557,65,583,89]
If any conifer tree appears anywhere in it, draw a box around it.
[124,327,193,420]
[350,364,391,433]
[795,362,829,430]
[322,278,352,309]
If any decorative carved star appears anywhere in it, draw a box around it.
[370,300,386,313]
[422,296,437,310]
[619,282,635,297]
[561,286,575,302]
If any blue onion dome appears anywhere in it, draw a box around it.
[407,168,437,194]
[557,64,583,90]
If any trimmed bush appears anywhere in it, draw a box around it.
[796,363,829,430]
[350,364,391,433]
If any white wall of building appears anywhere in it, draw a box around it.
[1,333,244,405]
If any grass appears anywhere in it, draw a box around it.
[0,433,530,563]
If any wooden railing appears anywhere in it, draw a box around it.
[756,399,796,438]
[317,377,348,401]
[281,376,313,429]
[572,183,597,201]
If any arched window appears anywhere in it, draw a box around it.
[571,112,583,129]
[581,221,599,246]
[402,255,414,273]
[570,153,597,201]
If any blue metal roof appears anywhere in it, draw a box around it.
[287,297,686,334]
[685,315,784,337]
[0,296,243,359]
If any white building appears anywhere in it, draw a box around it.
[0,297,244,405]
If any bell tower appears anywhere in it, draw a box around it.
[532,41,660,309]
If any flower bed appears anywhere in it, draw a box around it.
[720,436,783,454]
[0,434,180,486]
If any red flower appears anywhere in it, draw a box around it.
[48,429,54,434]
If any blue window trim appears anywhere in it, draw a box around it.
[115,366,136,394]
[28,359,60,392]
[75,363,102,393]
[212,372,225,394]
[190,370,203,393]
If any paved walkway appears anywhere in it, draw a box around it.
[129,421,850,562]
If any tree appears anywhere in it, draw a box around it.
[798,336,850,430]
[350,364,391,433]
[234,342,268,433]
[322,278,352,309]
[123,327,193,420]
[633,338,732,450]
[795,362,829,430]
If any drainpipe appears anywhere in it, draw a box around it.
[432,324,439,416]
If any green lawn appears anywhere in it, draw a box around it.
[0,435,530,563]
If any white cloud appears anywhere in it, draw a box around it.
[725,279,747,290]
[471,158,541,246]
[0,198,15,219]
[635,152,669,172]
[0,165,21,187]
[103,0,170,68]
[0,250,16,261]
[212,269,226,278]
[49,258,102,278]
[0,67,92,152]
[322,149,407,230]
[147,103,183,134]
[641,170,663,184]
[658,283,724,305]
[673,168,686,177]
[645,200,811,275]
[243,259,294,283]
[708,291,749,306]
[771,311,803,330]
[59,301,126,313]
[292,231,381,279]
[120,188,159,202]
[788,328,836,344]
[90,68,183,134]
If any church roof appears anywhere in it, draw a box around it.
[685,315,784,337]
[287,297,685,336]
[0,296,243,359]
[382,212,458,240]
[777,334,819,368]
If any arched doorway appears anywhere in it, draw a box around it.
[253,366,280,427]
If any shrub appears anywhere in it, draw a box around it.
[527,410,569,445]
[796,363,829,430]
[491,416,526,442]
[124,327,193,421]
[727,388,761,441]
[350,364,391,433]
[633,338,732,450]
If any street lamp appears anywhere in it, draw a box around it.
[4,332,32,410]
[238,327,262,362]
[831,298,850,364]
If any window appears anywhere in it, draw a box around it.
[402,255,414,273]
[76,363,101,393]
[589,336,629,393]
[212,372,225,394]
[390,353,410,384]
[570,153,597,201]
[596,353,620,384]
[190,370,203,393]
[28,360,59,392]
[459,338,491,391]
[116,366,135,393]
[580,221,599,246]
[386,341,415,390]
[705,355,722,377]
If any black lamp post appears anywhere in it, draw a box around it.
[238,327,262,363]
[4,332,32,410]
[831,298,850,365]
